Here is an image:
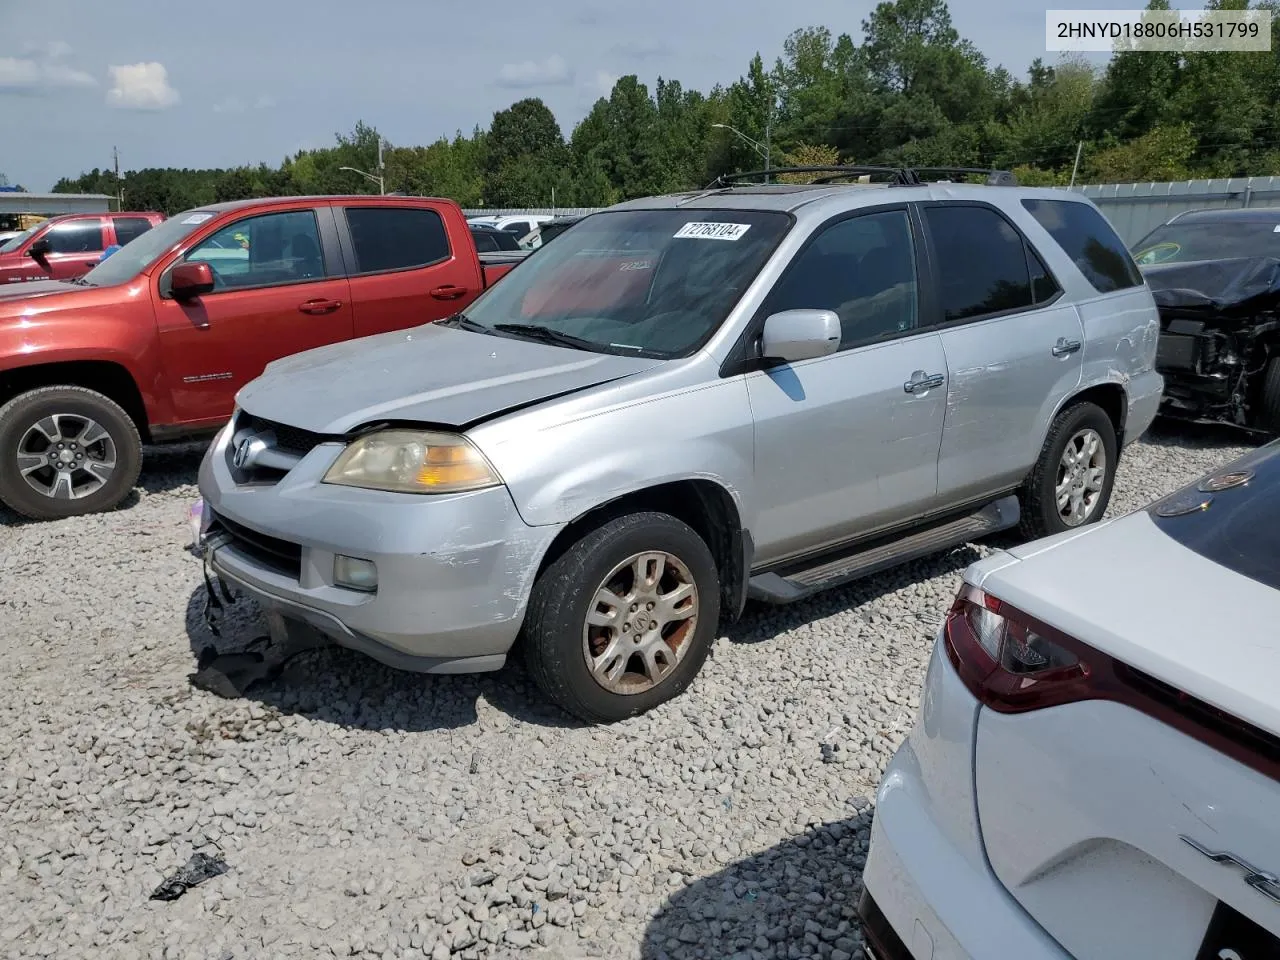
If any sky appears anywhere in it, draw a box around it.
[0,0,1144,192]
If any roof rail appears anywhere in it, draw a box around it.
[906,167,1018,186]
[705,165,911,188]
[703,164,1018,189]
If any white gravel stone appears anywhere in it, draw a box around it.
[0,426,1256,959]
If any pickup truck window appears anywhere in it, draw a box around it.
[47,219,105,254]
[113,217,153,246]
[187,210,326,290]
[765,210,918,349]
[460,208,790,359]
[924,205,1037,322]
[79,211,212,287]
[346,207,451,275]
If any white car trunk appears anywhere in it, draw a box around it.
[971,508,1280,959]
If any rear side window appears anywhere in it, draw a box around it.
[471,230,498,253]
[1021,198,1143,294]
[113,217,153,246]
[923,205,1035,322]
[347,207,450,274]
[47,219,105,254]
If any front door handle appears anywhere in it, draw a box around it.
[904,371,945,394]
[430,284,469,301]
[299,298,343,315]
[1052,337,1082,357]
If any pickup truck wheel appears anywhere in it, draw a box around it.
[1258,355,1280,434]
[522,512,721,724]
[0,386,142,521]
[1018,400,1117,541]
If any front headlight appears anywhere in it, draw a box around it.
[322,429,501,494]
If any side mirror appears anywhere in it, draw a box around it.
[27,237,51,259]
[760,309,841,363]
[171,261,215,299]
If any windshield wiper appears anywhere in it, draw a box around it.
[437,312,486,331]
[491,323,598,352]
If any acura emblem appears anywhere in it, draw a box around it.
[1182,835,1280,904]
[233,436,267,470]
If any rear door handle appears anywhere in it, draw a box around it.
[430,284,469,301]
[903,371,945,394]
[1052,337,1082,357]
[299,298,343,315]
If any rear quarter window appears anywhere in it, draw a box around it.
[1021,198,1143,294]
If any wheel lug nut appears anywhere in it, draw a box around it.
[647,602,655,610]
[622,623,630,632]
[630,604,638,612]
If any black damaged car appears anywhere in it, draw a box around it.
[1134,207,1280,435]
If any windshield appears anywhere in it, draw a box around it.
[458,209,791,358]
[78,211,208,286]
[1133,219,1280,265]
[0,224,41,254]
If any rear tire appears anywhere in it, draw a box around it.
[1018,400,1117,541]
[0,386,142,521]
[522,512,720,724]
[1258,355,1280,435]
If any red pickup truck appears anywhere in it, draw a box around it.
[0,211,165,284]
[0,195,520,520]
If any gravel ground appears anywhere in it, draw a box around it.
[0,422,1258,960]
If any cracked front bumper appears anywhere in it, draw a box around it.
[196,424,562,674]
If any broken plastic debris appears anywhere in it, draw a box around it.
[150,852,229,901]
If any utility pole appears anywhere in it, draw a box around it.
[378,138,385,195]
[113,146,123,210]
[1069,141,1084,188]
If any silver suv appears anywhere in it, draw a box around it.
[196,167,1164,723]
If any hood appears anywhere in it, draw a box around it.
[1142,256,1280,319]
[0,279,82,304]
[236,321,665,434]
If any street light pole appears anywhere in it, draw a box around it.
[712,123,772,180]
[339,165,385,195]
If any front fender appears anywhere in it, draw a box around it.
[471,376,757,530]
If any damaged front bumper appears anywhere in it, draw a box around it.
[194,425,562,675]
[1145,256,1280,430]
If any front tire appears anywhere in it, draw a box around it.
[522,512,721,724]
[0,386,142,521]
[1018,400,1117,541]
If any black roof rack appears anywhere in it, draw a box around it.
[703,164,1017,189]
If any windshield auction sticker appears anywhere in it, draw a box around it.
[1046,8,1271,52]
[674,222,752,241]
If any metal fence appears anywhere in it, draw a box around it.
[464,176,1280,247]
[1066,177,1280,244]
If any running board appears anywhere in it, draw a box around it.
[747,495,1020,604]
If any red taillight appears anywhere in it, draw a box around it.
[942,582,1280,784]
[943,583,1094,713]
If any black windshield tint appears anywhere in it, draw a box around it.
[1147,440,1280,592]
[1133,220,1280,265]
[461,209,792,358]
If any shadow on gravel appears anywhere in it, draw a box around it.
[1144,415,1267,451]
[725,544,981,647]
[181,586,587,733]
[640,803,877,960]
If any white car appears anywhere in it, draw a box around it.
[859,439,1280,959]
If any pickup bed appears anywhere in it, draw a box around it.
[0,195,515,520]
